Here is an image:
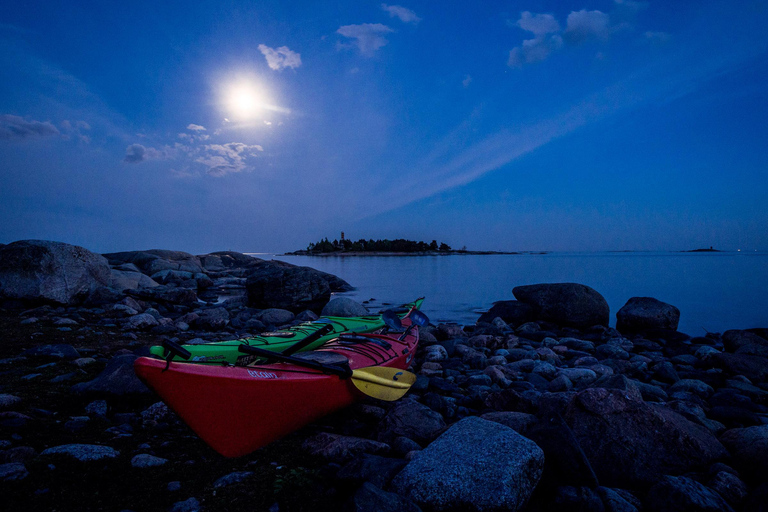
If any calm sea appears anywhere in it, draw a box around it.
[265,252,767,336]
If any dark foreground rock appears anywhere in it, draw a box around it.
[390,416,544,512]
[0,240,111,305]
[246,260,352,311]
[512,283,610,328]
[616,296,681,333]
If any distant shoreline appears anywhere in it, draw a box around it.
[281,250,529,257]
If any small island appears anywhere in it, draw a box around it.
[285,235,518,256]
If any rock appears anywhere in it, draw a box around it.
[131,454,168,468]
[0,240,112,305]
[0,462,28,482]
[597,487,641,512]
[478,300,534,326]
[167,481,181,492]
[194,307,230,330]
[512,283,609,328]
[72,354,150,396]
[436,323,466,340]
[377,400,446,446]
[169,497,201,512]
[85,400,108,418]
[198,251,260,272]
[552,486,605,512]
[40,444,119,462]
[302,433,390,462]
[390,416,544,512]
[21,344,80,360]
[141,402,177,427]
[124,313,159,330]
[719,425,768,476]
[337,454,407,488]
[0,394,22,410]
[347,482,423,512]
[479,411,537,434]
[321,297,368,317]
[670,379,714,398]
[423,345,448,362]
[563,388,728,488]
[245,260,351,310]
[722,330,768,353]
[708,470,748,507]
[713,353,768,381]
[109,268,159,292]
[213,471,253,488]
[616,297,680,333]
[104,249,203,274]
[558,368,598,387]
[0,446,36,464]
[254,308,294,326]
[645,475,734,512]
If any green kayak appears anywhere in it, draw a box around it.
[149,298,424,366]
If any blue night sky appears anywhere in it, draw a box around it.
[1,0,766,253]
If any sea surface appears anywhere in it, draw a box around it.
[262,252,767,336]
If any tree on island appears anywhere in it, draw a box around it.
[303,237,452,254]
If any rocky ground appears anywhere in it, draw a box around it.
[1,240,768,512]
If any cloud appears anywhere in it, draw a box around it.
[462,75,472,88]
[564,10,612,43]
[517,11,560,36]
[337,24,394,56]
[381,4,421,24]
[123,143,169,164]
[0,114,60,140]
[508,34,563,67]
[187,123,206,131]
[195,142,264,176]
[258,44,302,71]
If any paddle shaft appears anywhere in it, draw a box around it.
[281,323,334,355]
[238,344,353,378]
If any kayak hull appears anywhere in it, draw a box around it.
[134,322,419,457]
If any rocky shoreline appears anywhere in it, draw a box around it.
[1,240,767,512]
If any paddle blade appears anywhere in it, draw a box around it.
[351,367,417,401]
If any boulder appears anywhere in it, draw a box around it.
[302,433,390,463]
[40,444,119,462]
[645,475,734,512]
[0,462,28,482]
[245,260,352,311]
[103,249,203,274]
[616,297,680,333]
[719,425,768,476]
[478,300,535,326]
[0,240,112,305]
[377,400,447,446]
[0,394,22,411]
[194,307,230,330]
[712,353,768,381]
[131,454,168,468]
[722,330,768,353]
[21,344,80,360]
[255,308,295,326]
[71,354,150,396]
[198,251,261,272]
[109,268,159,292]
[321,297,368,317]
[390,416,544,512]
[347,482,423,512]
[512,283,609,328]
[563,388,728,488]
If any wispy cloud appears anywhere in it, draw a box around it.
[186,123,206,131]
[258,44,302,70]
[381,4,421,25]
[0,114,60,140]
[123,143,170,163]
[337,24,394,56]
[363,15,768,218]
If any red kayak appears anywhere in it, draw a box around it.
[134,312,422,457]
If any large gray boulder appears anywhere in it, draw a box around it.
[390,416,544,512]
[563,388,728,488]
[321,297,368,317]
[71,354,150,396]
[477,300,534,326]
[109,268,160,292]
[103,249,203,274]
[0,240,112,305]
[512,283,609,328]
[246,260,352,311]
[616,297,680,333]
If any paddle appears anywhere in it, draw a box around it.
[236,344,416,401]
[281,323,334,355]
